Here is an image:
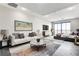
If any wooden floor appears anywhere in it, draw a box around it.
[0,48,10,56]
[0,39,79,56]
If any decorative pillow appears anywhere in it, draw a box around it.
[71,32,75,35]
[56,33,61,37]
[18,34,25,39]
[33,32,37,36]
[12,33,19,39]
[28,32,37,37]
[12,33,24,39]
[77,33,79,36]
[61,34,69,37]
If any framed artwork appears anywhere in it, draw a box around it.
[14,20,32,31]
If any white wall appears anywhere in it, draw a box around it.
[70,19,79,32]
[0,5,51,36]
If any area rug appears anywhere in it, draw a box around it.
[10,43,60,56]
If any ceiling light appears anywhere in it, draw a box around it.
[67,7,75,10]
[21,7,26,11]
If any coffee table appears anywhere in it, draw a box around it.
[30,44,46,51]
[30,38,46,51]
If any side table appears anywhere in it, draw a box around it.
[74,36,79,45]
[0,40,10,49]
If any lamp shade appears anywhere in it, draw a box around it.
[0,30,7,35]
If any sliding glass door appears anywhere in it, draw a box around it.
[62,23,70,34]
[55,24,58,34]
[55,24,62,34]
[54,22,70,34]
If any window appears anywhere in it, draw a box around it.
[55,24,58,34]
[54,22,71,34]
[57,24,62,33]
[55,24,62,34]
[62,23,70,34]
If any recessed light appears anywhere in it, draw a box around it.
[67,7,75,10]
[17,6,26,11]
[21,7,26,11]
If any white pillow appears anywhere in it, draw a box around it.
[61,34,69,37]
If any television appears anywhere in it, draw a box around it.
[43,25,49,30]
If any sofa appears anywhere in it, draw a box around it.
[10,33,33,46]
[11,37,31,46]
[10,32,40,46]
[54,34,76,42]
